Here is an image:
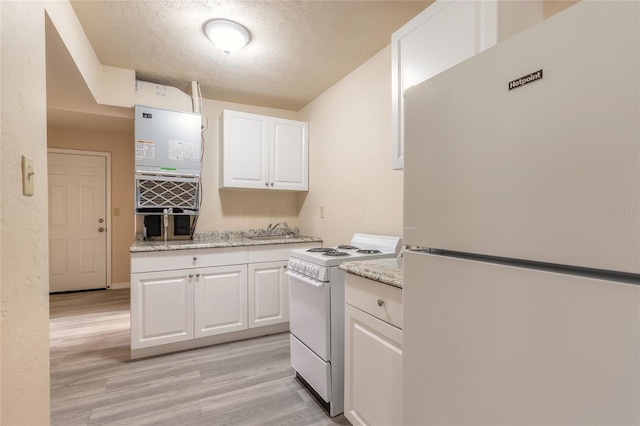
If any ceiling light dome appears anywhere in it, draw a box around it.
[204,19,250,55]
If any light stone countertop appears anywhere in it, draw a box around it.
[130,232,322,253]
[339,257,404,289]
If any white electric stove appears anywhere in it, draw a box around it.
[286,234,403,417]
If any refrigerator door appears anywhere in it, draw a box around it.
[403,250,640,426]
[403,1,640,274]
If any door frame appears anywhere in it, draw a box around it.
[47,148,112,289]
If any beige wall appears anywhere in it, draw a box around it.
[297,45,404,246]
[48,126,135,285]
[1,1,51,425]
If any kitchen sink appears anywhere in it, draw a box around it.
[247,234,311,241]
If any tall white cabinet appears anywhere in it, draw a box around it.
[219,110,309,191]
[391,0,543,169]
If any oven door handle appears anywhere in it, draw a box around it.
[285,270,325,288]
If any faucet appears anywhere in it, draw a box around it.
[282,222,294,235]
[266,223,280,234]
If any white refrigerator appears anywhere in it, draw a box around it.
[402,2,640,425]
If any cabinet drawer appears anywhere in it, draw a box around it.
[131,247,248,273]
[345,274,403,329]
[247,242,321,263]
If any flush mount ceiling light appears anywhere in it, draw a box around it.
[204,19,250,55]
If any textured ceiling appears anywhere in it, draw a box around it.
[67,0,431,112]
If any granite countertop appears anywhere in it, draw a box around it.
[339,257,404,289]
[130,232,322,253]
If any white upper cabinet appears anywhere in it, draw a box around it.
[391,0,542,170]
[220,110,309,191]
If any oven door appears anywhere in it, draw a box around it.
[286,269,331,360]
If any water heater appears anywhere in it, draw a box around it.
[134,105,202,214]
[135,105,202,175]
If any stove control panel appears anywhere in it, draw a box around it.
[288,258,330,282]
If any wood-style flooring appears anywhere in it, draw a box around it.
[50,288,349,425]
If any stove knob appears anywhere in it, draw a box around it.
[313,267,320,277]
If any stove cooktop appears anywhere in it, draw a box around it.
[292,234,402,267]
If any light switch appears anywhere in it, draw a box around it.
[113,207,120,217]
[22,155,34,196]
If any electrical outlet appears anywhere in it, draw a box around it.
[320,206,325,219]
[22,155,34,196]
[113,207,121,217]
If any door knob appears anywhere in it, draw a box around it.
[98,218,104,223]
[98,227,105,232]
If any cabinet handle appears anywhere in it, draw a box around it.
[270,182,274,187]
[265,182,269,187]
[377,299,385,307]
[193,256,197,261]
[189,274,194,278]
[196,273,200,278]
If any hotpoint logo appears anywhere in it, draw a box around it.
[508,69,543,91]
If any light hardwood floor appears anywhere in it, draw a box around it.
[50,288,349,425]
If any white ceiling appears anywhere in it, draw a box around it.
[46,0,431,131]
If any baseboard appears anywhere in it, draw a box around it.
[131,323,290,359]
[110,281,130,289]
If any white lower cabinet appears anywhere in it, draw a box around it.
[130,242,320,356]
[131,269,194,349]
[131,264,248,349]
[248,261,288,328]
[345,274,403,426]
[194,265,248,337]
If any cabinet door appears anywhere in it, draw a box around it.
[248,261,289,328]
[345,304,402,426]
[220,110,269,189]
[131,270,193,349]
[194,264,248,337]
[270,118,309,191]
[391,1,499,170]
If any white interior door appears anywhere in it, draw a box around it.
[48,151,108,292]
